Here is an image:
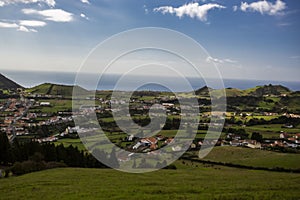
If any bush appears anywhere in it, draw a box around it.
[163,164,177,170]
[10,160,67,176]
[45,162,67,169]
[11,161,46,176]
[10,162,23,176]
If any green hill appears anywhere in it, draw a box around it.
[194,86,212,96]
[210,88,246,98]
[222,88,245,97]
[195,84,294,98]
[0,73,23,90]
[26,83,90,97]
[0,168,299,200]
[248,84,291,97]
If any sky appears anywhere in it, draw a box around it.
[0,0,299,82]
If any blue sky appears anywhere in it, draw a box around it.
[0,0,299,81]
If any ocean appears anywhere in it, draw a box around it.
[2,70,300,92]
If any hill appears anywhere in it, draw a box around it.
[194,86,212,96]
[248,84,290,97]
[26,83,90,97]
[0,168,299,199]
[210,87,246,98]
[194,84,294,98]
[0,73,23,90]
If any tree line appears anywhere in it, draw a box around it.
[0,132,114,176]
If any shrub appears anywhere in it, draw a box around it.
[11,161,46,176]
[163,164,177,170]
[45,161,67,169]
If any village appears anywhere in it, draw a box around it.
[1,87,299,159]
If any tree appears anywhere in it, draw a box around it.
[29,152,44,162]
[0,132,11,165]
[251,132,263,142]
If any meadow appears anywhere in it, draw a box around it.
[201,146,300,170]
[0,166,299,200]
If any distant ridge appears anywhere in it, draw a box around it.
[26,83,90,97]
[0,73,23,90]
[0,72,297,97]
[249,84,290,97]
[195,84,293,97]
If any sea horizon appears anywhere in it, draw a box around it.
[1,69,300,92]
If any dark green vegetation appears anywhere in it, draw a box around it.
[0,73,22,90]
[0,167,300,200]
[0,132,109,176]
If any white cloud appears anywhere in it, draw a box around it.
[224,58,238,63]
[22,8,73,22]
[81,0,90,4]
[153,2,226,22]
[18,25,30,32]
[206,56,224,64]
[233,5,238,12]
[19,20,46,27]
[0,0,55,7]
[206,56,238,64]
[0,21,19,28]
[80,13,89,20]
[18,25,37,32]
[240,0,286,16]
[0,21,38,32]
[143,5,149,14]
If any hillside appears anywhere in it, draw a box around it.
[248,84,291,97]
[196,84,293,98]
[0,168,299,199]
[26,83,90,97]
[0,73,23,90]
[194,86,212,96]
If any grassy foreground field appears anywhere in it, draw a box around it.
[1,167,300,200]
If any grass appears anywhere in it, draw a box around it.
[30,99,72,113]
[227,123,300,138]
[228,115,280,123]
[245,124,300,134]
[0,167,299,200]
[53,138,87,151]
[202,146,300,169]
[53,138,300,170]
[26,83,89,97]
